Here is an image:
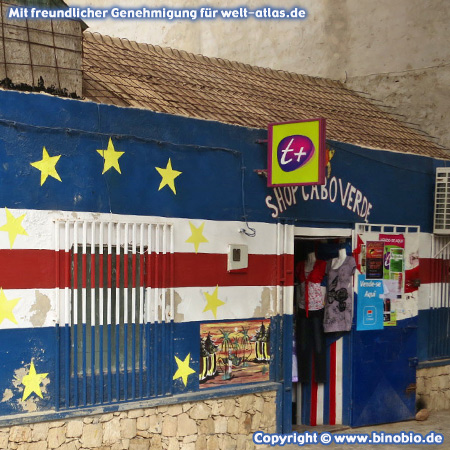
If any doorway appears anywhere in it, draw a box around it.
[292,235,353,426]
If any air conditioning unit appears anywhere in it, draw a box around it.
[434,167,450,234]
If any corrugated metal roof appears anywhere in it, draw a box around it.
[82,31,449,160]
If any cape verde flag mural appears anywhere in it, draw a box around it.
[0,90,293,416]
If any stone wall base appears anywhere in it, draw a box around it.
[0,391,276,450]
[416,365,450,411]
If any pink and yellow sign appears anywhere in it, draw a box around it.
[267,118,326,187]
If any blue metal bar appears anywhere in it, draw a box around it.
[161,322,165,395]
[107,323,112,403]
[132,322,136,399]
[82,323,87,406]
[169,320,174,395]
[154,322,158,396]
[124,322,128,401]
[99,324,104,404]
[91,324,95,405]
[146,322,151,397]
[64,324,70,409]
[139,322,143,398]
[116,323,120,401]
[73,323,78,407]
[55,324,60,411]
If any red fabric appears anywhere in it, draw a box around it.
[296,259,327,315]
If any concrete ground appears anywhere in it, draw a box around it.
[256,410,450,449]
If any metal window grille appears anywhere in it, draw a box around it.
[55,220,174,409]
[434,168,450,234]
[428,235,450,359]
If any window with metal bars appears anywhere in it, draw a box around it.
[56,220,174,408]
[427,235,450,360]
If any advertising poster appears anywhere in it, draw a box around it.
[382,279,401,326]
[366,241,384,279]
[357,275,384,331]
[380,234,405,295]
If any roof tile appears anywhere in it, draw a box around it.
[82,31,449,159]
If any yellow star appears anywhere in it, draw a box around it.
[155,158,182,195]
[173,353,195,387]
[21,361,48,401]
[30,147,62,186]
[185,221,208,253]
[203,285,225,319]
[0,208,28,249]
[0,288,20,326]
[97,138,124,174]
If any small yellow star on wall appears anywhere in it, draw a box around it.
[0,207,28,249]
[0,288,20,326]
[185,221,208,253]
[97,138,124,174]
[155,158,182,194]
[21,361,48,401]
[173,353,195,387]
[30,147,62,186]
[203,285,225,319]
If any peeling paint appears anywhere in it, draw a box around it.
[10,364,50,412]
[30,291,51,327]
[1,389,13,403]
[174,291,184,322]
[253,287,276,318]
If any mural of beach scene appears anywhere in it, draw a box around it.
[199,319,271,388]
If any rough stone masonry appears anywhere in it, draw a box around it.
[0,391,276,450]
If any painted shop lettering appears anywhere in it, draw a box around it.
[265,176,373,221]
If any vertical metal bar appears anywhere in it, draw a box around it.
[82,221,87,406]
[169,224,174,395]
[73,221,79,407]
[139,223,144,398]
[124,223,129,401]
[131,223,137,400]
[54,221,60,411]
[90,222,96,405]
[155,224,160,395]
[161,224,167,395]
[99,222,104,404]
[116,223,121,401]
[64,221,70,408]
[148,224,154,397]
[107,222,113,403]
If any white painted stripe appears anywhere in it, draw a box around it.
[175,285,277,323]
[317,383,324,425]
[0,208,286,255]
[0,288,57,329]
[335,337,344,425]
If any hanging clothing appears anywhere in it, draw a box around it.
[295,259,327,383]
[296,308,327,383]
[324,255,356,333]
[295,259,327,314]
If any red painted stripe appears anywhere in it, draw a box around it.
[329,342,337,426]
[0,250,294,289]
[310,356,318,426]
[419,258,450,284]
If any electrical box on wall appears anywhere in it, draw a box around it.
[227,244,248,272]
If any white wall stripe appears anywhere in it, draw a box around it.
[0,208,287,255]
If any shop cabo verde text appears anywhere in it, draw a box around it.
[265,176,373,221]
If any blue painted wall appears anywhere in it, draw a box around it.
[0,90,445,231]
[0,89,447,426]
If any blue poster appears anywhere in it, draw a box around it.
[356,275,384,331]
